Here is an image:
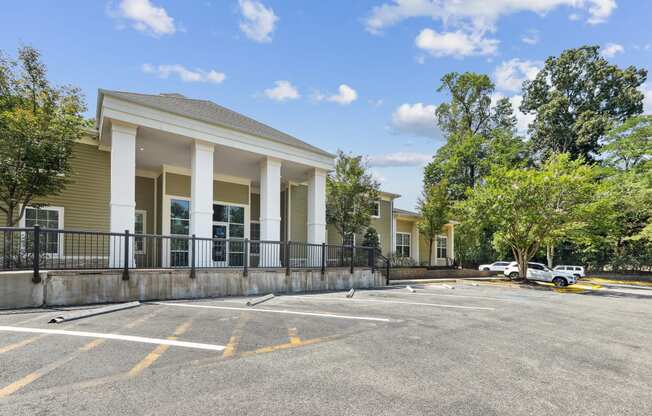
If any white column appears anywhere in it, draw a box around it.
[411,222,420,265]
[260,157,282,266]
[449,224,455,265]
[109,121,137,267]
[190,140,214,266]
[307,169,327,244]
[307,168,326,268]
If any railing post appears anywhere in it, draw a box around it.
[32,225,41,283]
[190,234,196,279]
[122,229,130,281]
[386,258,390,285]
[349,245,354,274]
[285,240,291,276]
[243,238,249,277]
[321,243,326,275]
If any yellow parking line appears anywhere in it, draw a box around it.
[0,334,47,354]
[0,336,105,398]
[0,309,161,398]
[240,335,338,358]
[222,313,250,358]
[288,327,301,345]
[127,320,193,377]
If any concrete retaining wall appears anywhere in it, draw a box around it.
[1,267,382,309]
[386,267,494,280]
[0,271,46,309]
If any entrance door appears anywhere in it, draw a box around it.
[212,224,227,266]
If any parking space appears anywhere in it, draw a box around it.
[1,281,651,415]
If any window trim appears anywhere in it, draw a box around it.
[396,232,411,258]
[371,201,381,219]
[134,210,147,255]
[436,234,448,259]
[19,205,65,257]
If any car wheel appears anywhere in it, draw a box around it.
[483,267,490,271]
[508,272,519,279]
[553,277,567,287]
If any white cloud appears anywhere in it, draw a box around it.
[238,0,278,43]
[264,80,300,101]
[569,13,581,21]
[521,30,539,45]
[366,152,431,167]
[315,84,358,105]
[115,0,176,36]
[586,0,617,24]
[141,64,226,84]
[415,29,498,58]
[390,103,440,139]
[364,0,617,34]
[494,59,542,93]
[602,42,624,58]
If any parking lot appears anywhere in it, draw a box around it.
[1,281,651,416]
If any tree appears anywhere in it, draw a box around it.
[362,227,380,250]
[424,72,528,200]
[326,151,380,242]
[417,181,450,266]
[601,115,652,171]
[0,46,86,226]
[460,154,597,279]
[520,45,647,161]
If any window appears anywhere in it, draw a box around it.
[396,232,411,258]
[212,204,246,266]
[436,235,447,259]
[134,210,146,254]
[371,201,380,218]
[170,199,190,266]
[23,207,63,255]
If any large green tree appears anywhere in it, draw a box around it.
[520,45,647,161]
[0,46,87,226]
[601,115,652,171]
[326,151,380,243]
[460,154,597,279]
[417,180,450,266]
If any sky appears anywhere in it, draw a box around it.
[1,0,651,210]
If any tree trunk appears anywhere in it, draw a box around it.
[515,249,528,281]
[546,244,554,269]
[428,239,433,266]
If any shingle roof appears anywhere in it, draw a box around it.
[98,90,334,158]
[393,208,420,217]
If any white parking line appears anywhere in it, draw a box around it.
[0,326,225,351]
[386,291,517,302]
[280,295,496,311]
[151,302,393,322]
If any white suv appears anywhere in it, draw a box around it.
[503,262,577,287]
[553,265,585,278]
[478,261,511,272]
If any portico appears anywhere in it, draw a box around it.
[98,90,334,267]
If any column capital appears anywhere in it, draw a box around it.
[192,139,215,153]
[111,120,138,136]
[260,156,282,168]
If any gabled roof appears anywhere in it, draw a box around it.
[97,90,335,158]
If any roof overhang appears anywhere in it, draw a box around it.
[96,91,335,171]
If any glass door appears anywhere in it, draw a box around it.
[212,224,227,266]
[212,204,246,267]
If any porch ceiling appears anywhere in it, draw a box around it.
[135,126,316,185]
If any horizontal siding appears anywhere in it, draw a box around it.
[0,143,111,231]
[135,176,155,234]
[290,184,308,242]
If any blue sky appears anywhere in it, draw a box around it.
[1,1,651,210]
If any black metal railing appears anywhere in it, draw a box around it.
[0,227,379,281]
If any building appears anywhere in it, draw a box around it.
[1,90,455,268]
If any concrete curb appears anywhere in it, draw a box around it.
[48,301,141,323]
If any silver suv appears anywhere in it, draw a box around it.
[504,262,577,287]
